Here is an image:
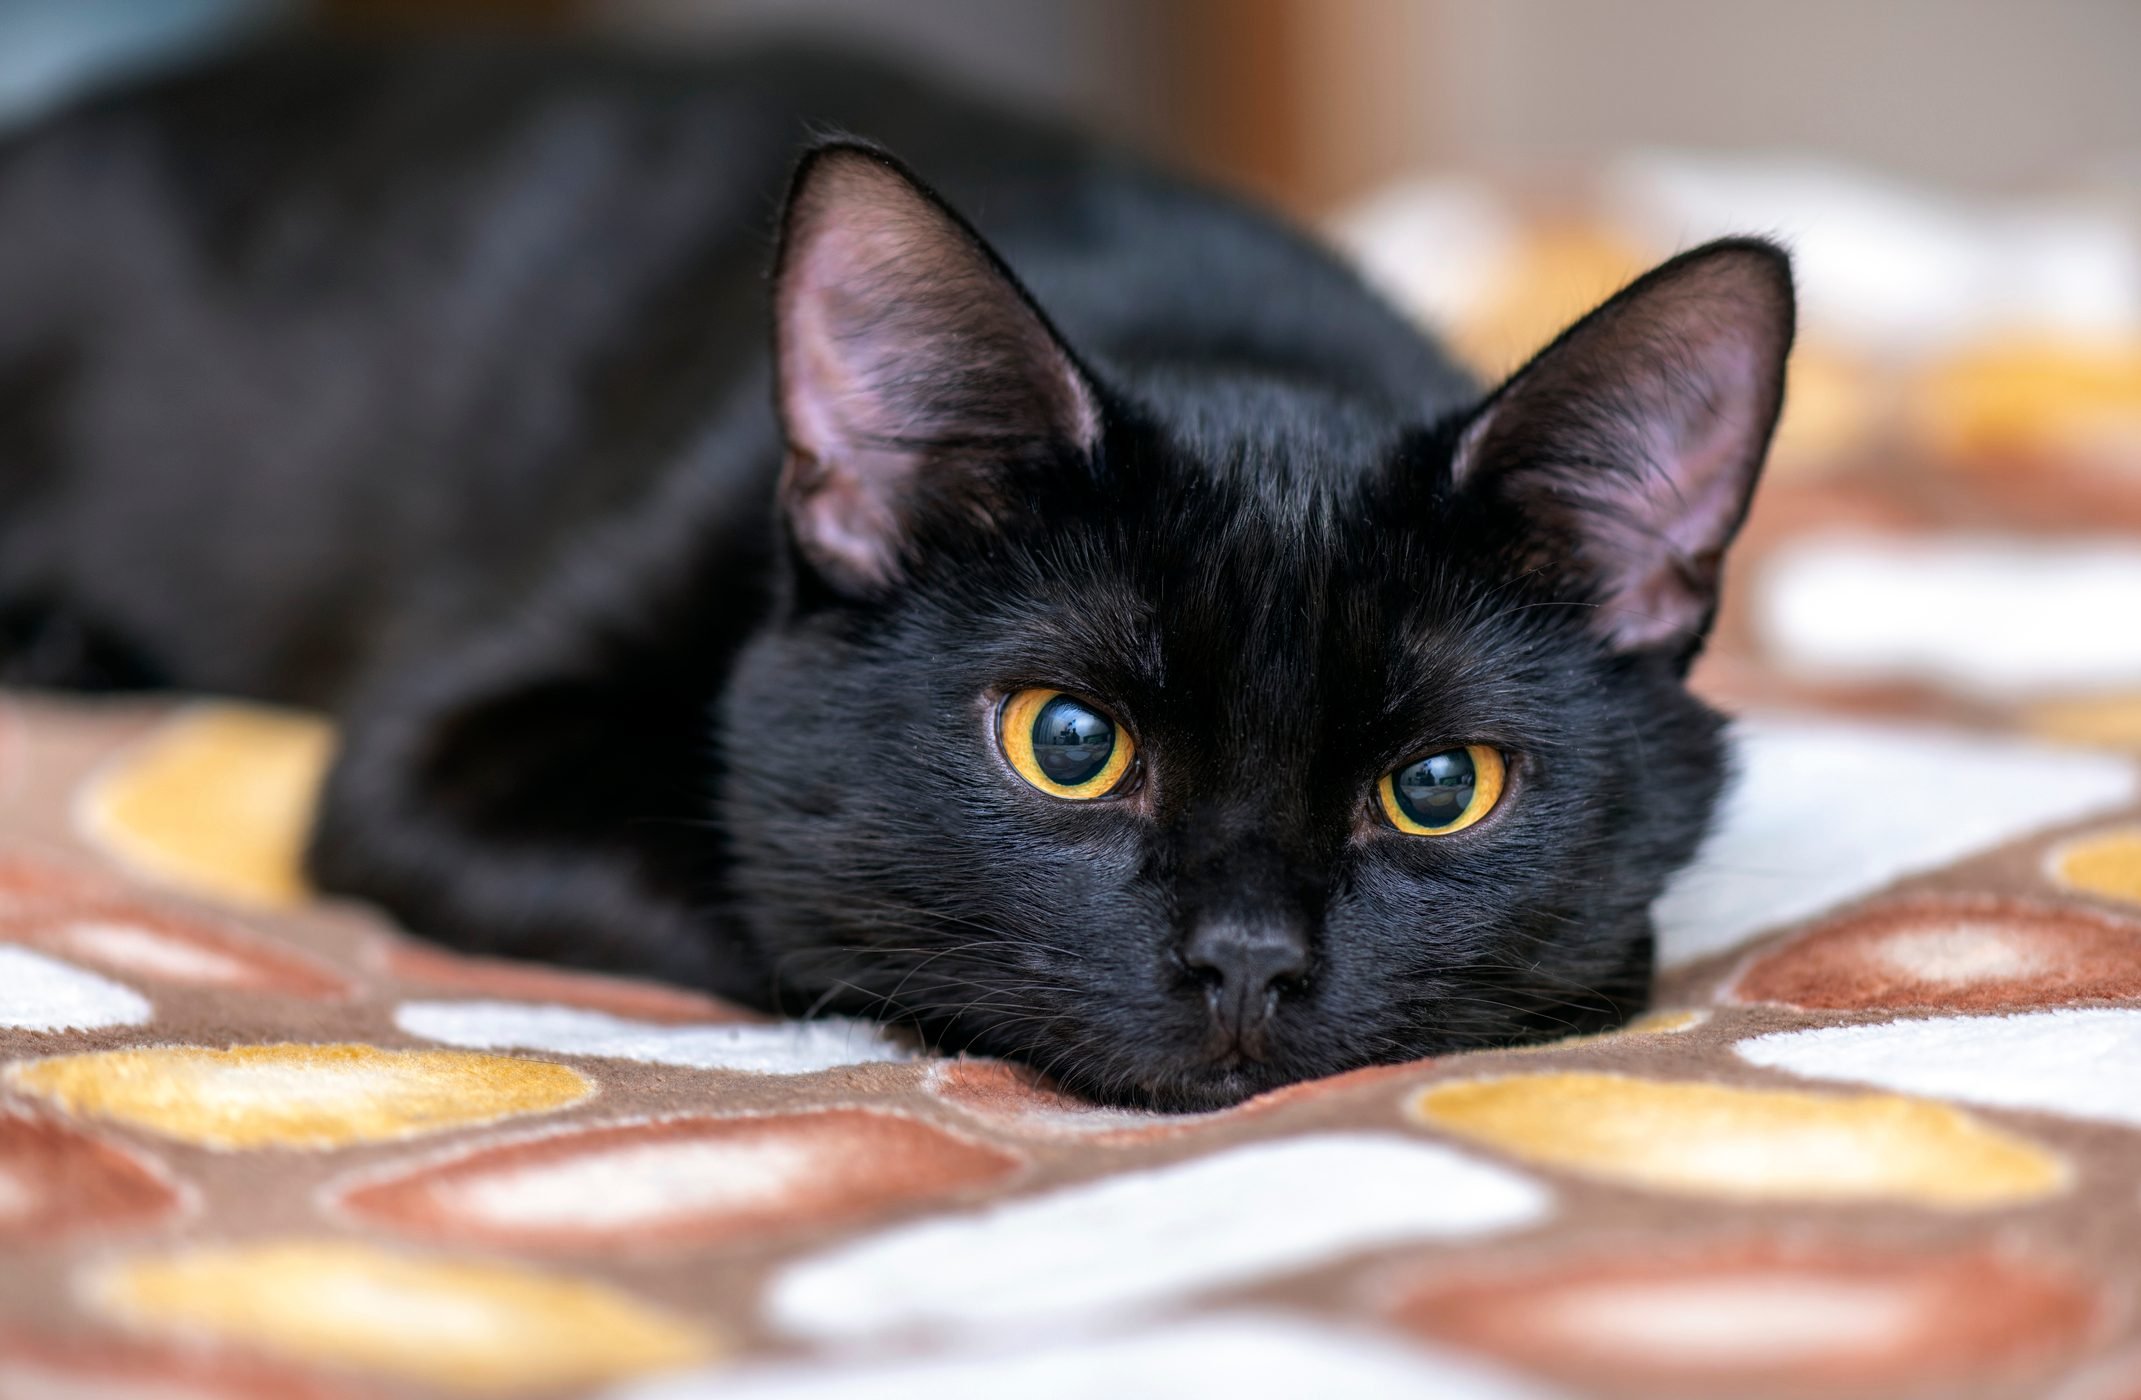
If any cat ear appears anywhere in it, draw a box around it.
[1451,239,1794,662]
[772,142,1100,594]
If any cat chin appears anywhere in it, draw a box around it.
[1068,1062,1299,1115]
[1041,992,1650,1113]
[1041,1042,1380,1114]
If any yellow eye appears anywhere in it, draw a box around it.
[998,688,1135,800]
[1377,745,1506,836]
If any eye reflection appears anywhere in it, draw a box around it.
[1032,695,1115,786]
[998,688,1135,800]
[1397,749,1475,825]
[1378,745,1506,836]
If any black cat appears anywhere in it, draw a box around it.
[0,42,1791,1109]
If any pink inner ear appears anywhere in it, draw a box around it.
[772,149,1099,593]
[781,275,878,474]
[1601,335,1770,650]
[779,193,958,464]
[785,448,908,589]
[1454,245,1791,655]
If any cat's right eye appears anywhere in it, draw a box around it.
[1377,745,1506,836]
[998,688,1136,800]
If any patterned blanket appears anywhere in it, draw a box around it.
[3,663,2141,1399]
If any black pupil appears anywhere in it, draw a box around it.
[1394,748,1477,828]
[1031,695,1116,787]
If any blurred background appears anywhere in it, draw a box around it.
[8,0,2141,745]
[16,1,2139,210]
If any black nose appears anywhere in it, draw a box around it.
[1182,920,1309,1058]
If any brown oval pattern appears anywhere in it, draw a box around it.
[1388,1238,2101,1397]
[0,1112,187,1242]
[0,1328,368,1400]
[0,850,349,998]
[333,1107,1023,1251]
[1729,895,2141,1013]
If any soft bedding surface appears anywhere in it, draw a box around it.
[4,687,2141,1400]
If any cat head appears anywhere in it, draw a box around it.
[723,142,1793,1110]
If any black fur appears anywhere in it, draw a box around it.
[0,40,1793,1109]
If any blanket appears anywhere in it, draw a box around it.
[2,674,2140,1399]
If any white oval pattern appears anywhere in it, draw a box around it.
[766,1134,1551,1341]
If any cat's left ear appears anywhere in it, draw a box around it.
[1451,239,1794,664]
[772,141,1101,595]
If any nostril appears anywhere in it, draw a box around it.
[1181,921,1311,1008]
[1185,956,1225,995]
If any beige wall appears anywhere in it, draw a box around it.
[1293,0,2141,203]
[599,0,2141,210]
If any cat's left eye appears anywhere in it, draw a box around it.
[1377,745,1506,836]
[998,688,1136,800]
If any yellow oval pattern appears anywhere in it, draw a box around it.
[2026,695,2141,754]
[88,1239,715,1393]
[75,704,336,907]
[2049,827,2141,908]
[1503,1007,1708,1054]
[6,1043,591,1150]
[1410,1071,2065,1207]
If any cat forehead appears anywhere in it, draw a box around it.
[1002,496,1512,711]
[1121,364,1420,501]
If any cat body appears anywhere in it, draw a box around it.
[0,42,1791,1108]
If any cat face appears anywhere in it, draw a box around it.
[722,144,1792,1111]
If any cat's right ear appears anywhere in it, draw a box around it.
[771,142,1100,596]
[1448,239,1794,666]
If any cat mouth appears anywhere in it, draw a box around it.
[1198,1014,1280,1069]
[1059,1053,1304,1115]
[1145,1064,1299,1114]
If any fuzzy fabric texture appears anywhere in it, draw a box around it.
[4,691,2141,1400]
